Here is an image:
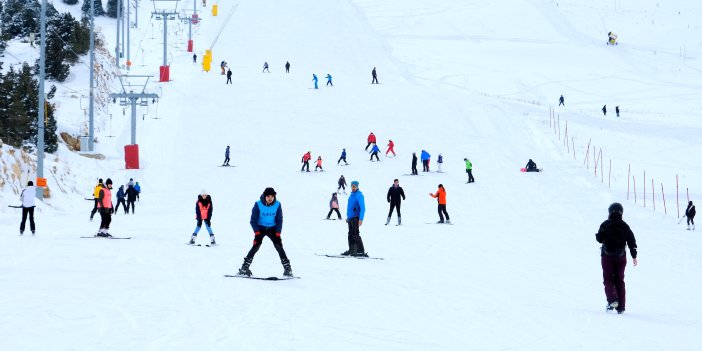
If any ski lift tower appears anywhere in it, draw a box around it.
[109,75,160,169]
[151,0,180,82]
[180,1,202,52]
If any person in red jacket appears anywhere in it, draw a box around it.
[365,132,376,151]
[301,151,311,172]
[429,184,450,224]
[386,140,396,157]
[315,156,323,171]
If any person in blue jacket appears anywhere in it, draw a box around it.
[312,74,319,89]
[223,145,230,166]
[342,181,367,257]
[238,187,293,277]
[134,181,141,201]
[421,150,431,172]
[369,143,380,161]
[325,74,333,87]
[114,185,128,214]
[337,148,348,165]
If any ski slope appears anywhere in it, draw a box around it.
[1,0,701,349]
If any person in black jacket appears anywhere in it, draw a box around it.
[525,159,540,172]
[596,203,638,314]
[685,201,696,230]
[125,185,139,214]
[411,152,418,175]
[189,190,216,245]
[386,179,406,225]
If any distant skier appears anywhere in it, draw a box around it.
[342,181,367,256]
[386,140,395,157]
[237,187,293,277]
[429,184,450,224]
[312,74,318,89]
[338,175,347,194]
[220,61,227,75]
[193,53,197,63]
[325,74,333,87]
[607,32,618,45]
[126,184,138,214]
[371,67,378,84]
[386,179,405,226]
[615,106,620,117]
[285,61,290,73]
[19,181,36,235]
[411,152,418,175]
[90,179,103,221]
[464,158,475,183]
[525,159,540,172]
[596,203,638,314]
[189,190,216,245]
[685,201,696,230]
[115,185,128,214]
[223,145,230,166]
[262,61,270,73]
[127,178,135,187]
[315,156,324,171]
[326,193,342,220]
[365,132,376,151]
[437,153,444,173]
[369,143,380,161]
[202,0,206,7]
[226,69,232,84]
[96,178,114,237]
[301,151,311,172]
[602,105,607,116]
[134,181,141,201]
[559,95,564,106]
[421,150,431,172]
[337,148,348,165]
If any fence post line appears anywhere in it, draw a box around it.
[584,139,591,167]
[600,149,604,183]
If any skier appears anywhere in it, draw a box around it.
[315,156,324,171]
[429,184,450,224]
[220,61,227,75]
[559,95,564,106]
[115,185,128,214]
[202,0,206,7]
[90,179,103,221]
[596,203,638,314]
[126,184,138,214]
[189,190,216,245]
[421,150,431,172]
[312,74,318,89]
[301,151,311,172]
[96,178,114,237]
[127,178,135,187]
[226,69,232,84]
[342,181,367,256]
[386,140,395,157]
[134,181,141,201]
[386,179,405,226]
[411,152,418,175]
[615,106,620,117]
[464,158,475,183]
[602,105,607,116]
[437,153,444,173]
[19,180,36,235]
[337,148,348,165]
[326,193,342,220]
[262,61,269,73]
[338,175,347,194]
[238,187,293,277]
[607,32,618,45]
[365,132,376,151]
[371,67,378,84]
[369,143,380,161]
[223,145,230,166]
[685,201,696,230]
[325,74,333,87]
[525,159,540,172]
[285,61,290,73]
[193,53,197,63]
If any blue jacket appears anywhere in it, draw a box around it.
[134,183,141,192]
[250,195,283,233]
[421,150,430,161]
[326,74,332,81]
[116,186,125,200]
[312,74,318,82]
[347,190,365,221]
[341,149,346,158]
[370,144,380,153]
[438,154,443,163]
[225,147,230,157]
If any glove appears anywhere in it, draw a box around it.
[110,208,114,214]
[276,232,281,237]
[254,231,260,235]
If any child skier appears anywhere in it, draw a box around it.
[369,143,380,161]
[90,179,103,221]
[386,140,395,157]
[326,193,342,220]
[262,61,270,73]
[337,148,348,165]
[338,175,347,194]
[189,190,216,245]
[315,156,324,171]
[437,153,444,173]
[429,184,450,224]
[312,74,319,89]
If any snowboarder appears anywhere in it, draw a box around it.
[369,143,380,161]
[126,184,138,214]
[559,95,564,106]
[365,132,376,151]
[338,175,347,194]
[315,156,324,171]
[421,150,431,172]
[285,61,290,73]
[262,61,269,73]
[607,32,618,45]
[301,151,311,172]
[337,148,348,165]
[226,69,232,84]
[386,140,395,157]
[312,74,318,89]
[371,67,378,84]
[602,105,607,116]
[97,178,114,237]
[115,185,128,214]
[134,181,141,201]
[325,74,333,87]
[193,53,197,63]
[525,159,540,172]
[189,190,216,245]
[615,106,620,117]
[90,179,103,221]
[342,181,367,256]
[437,153,444,173]
[223,145,230,166]
[326,193,342,220]
[429,184,450,224]
[685,201,696,230]
[596,202,638,314]
[386,179,405,226]
[411,152,418,175]
[464,158,475,183]
[237,187,293,277]
[19,181,36,235]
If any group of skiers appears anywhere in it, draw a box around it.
[88,178,141,237]
[558,95,621,117]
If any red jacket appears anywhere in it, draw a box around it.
[302,152,311,162]
[430,187,447,205]
[368,133,376,143]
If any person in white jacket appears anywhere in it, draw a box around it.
[20,181,36,235]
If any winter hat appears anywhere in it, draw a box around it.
[263,187,277,197]
[105,178,113,185]
[350,181,359,187]
[27,181,34,186]
[98,178,103,184]
[464,158,467,161]
[201,189,207,196]
[608,202,623,215]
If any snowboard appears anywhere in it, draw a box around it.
[315,253,384,260]
[520,168,543,172]
[224,275,300,280]
[81,236,133,239]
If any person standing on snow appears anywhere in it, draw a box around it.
[369,143,380,161]
[326,193,342,220]
[115,185,128,214]
[372,67,378,84]
[338,175,347,194]
[262,61,270,73]
[337,148,348,165]
[19,181,36,235]
[315,156,324,171]
[134,181,141,201]
[223,146,230,166]
[386,140,395,157]
[285,61,290,73]
[602,105,607,116]
[238,187,293,277]
[342,181,367,256]
[559,95,565,106]
[411,152,418,175]
[226,69,232,84]
[312,74,319,89]
[437,153,444,173]
[685,201,696,230]
[193,53,197,63]
[596,203,638,314]
[421,150,431,172]
[325,74,333,86]
[429,184,450,224]
[96,178,114,237]
[90,179,104,221]
[616,106,620,117]
[301,151,312,172]
[464,158,475,183]
[189,190,216,245]
[386,179,405,226]
[126,184,138,214]
[365,132,376,151]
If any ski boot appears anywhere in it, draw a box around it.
[19,231,23,236]
[606,300,619,312]
[188,234,196,245]
[688,225,691,231]
[282,259,293,277]
[352,252,369,257]
[446,219,451,224]
[397,217,401,226]
[385,216,391,225]
[436,220,444,224]
[238,257,253,276]
[210,234,216,246]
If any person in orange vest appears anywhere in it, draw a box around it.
[365,132,376,151]
[97,178,114,237]
[90,178,103,221]
[386,140,396,157]
[301,151,311,172]
[429,184,450,224]
[315,156,323,171]
[189,190,216,245]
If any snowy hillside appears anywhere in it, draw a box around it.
[1,0,701,350]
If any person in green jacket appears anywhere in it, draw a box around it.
[464,158,475,183]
